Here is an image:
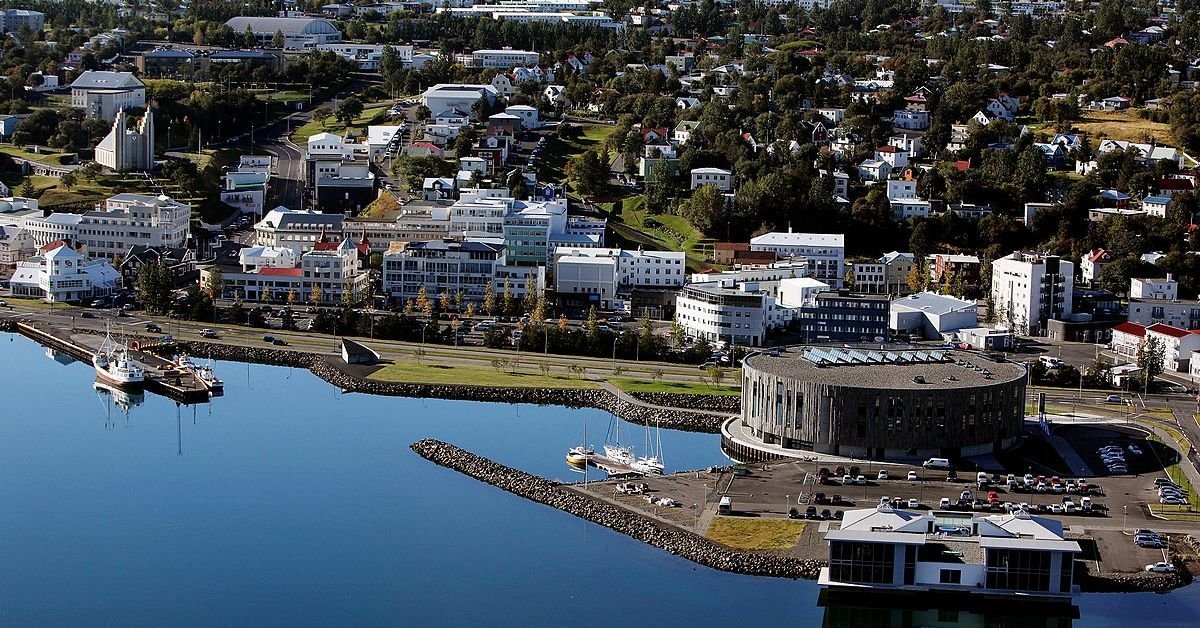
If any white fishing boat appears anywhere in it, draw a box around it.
[93,327,145,388]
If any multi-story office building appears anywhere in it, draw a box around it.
[553,247,686,309]
[204,237,369,304]
[991,252,1074,336]
[675,282,793,347]
[796,291,890,342]
[254,208,345,252]
[748,231,845,288]
[381,239,504,304]
[23,194,191,262]
[70,71,146,120]
[454,49,541,69]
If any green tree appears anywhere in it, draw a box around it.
[417,284,432,318]
[680,184,722,233]
[567,149,608,197]
[335,96,364,126]
[204,266,223,301]
[242,26,256,49]
[502,279,515,317]
[1137,335,1166,383]
[585,305,600,343]
[312,106,332,129]
[136,262,174,314]
[60,171,77,191]
[271,29,284,49]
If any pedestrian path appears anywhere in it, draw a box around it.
[595,380,734,417]
[1045,430,1096,477]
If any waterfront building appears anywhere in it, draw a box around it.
[819,504,1079,600]
[381,239,503,304]
[204,237,368,304]
[9,240,121,303]
[736,346,1026,460]
[22,194,190,262]
[553,247,686,310]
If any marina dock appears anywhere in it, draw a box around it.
[15,322,215,403]
[575,452,641,477]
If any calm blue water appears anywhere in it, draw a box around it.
[1,334,1199,626]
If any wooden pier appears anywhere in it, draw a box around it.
[16,322,215,404]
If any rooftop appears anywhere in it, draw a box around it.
[745,345,1025,389]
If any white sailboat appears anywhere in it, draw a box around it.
[93,326,145,388]
[630,417,665,475]
[603,414,635,466]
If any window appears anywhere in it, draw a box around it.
[939,569,961,584]
[828,541,895,585]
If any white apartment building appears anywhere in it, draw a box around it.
[455,48,541,68]
[748,231,845,288]
[553,247,686,308]
[0,9,45,33]
[1112,322,1200,372]
[238,246,298,269]
[1080,248,1114,285]
[70,71,146,120]
[421,84,499,119]
[1130,276,1179,300]
[254,208,345,252]
[382,239,505,304]
[675,282,789,347]
[991,252,1074,335]
[22,194,191,262]
[690,167,733,191]
[206,237,368,304]
[9,241,121,303]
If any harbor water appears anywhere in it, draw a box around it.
[1,335,1199,626]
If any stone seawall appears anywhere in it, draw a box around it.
[410,438,823,580]
[627,391,741,413]
[168,341,729,433]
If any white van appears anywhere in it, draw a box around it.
[718,496,732,514]
[1039,356,1063,368]
[923,458,952,470]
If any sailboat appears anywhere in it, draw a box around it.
[603,414,635,466]
[93,325,145,388]
[566,417,592,470]
[630,417,665,475]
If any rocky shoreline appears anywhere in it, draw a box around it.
[166,341,730,433]
[410,438,822,579]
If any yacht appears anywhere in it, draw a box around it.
[174,354,223,393]
[93,328,145,388]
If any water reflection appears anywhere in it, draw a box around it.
[820,594,1078,628]
[46,346,75,365]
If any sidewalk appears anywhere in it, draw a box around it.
[1045,429,1095,476]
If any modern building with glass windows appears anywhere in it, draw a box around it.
[736,346,1026,461]
[819,504,1080,601]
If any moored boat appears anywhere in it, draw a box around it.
[93,328,145,388]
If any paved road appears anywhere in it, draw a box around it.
[1,301,728,387]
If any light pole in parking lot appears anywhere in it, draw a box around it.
[1123,505,1127,532]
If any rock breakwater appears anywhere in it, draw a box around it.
[410,438,823,579]
[166,341,729,433]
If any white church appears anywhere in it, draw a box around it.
[95,109,154,172]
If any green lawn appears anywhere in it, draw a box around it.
[292,104,390,143]
[538,124,614,183]
[610,377,740,396]
[0,145,76,166]
[369,361,599,389]
[602,194,714,272]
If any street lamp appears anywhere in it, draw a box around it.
[1123,505,1128,532]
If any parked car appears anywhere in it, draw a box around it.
[81,311,96,318]
[877,470,889,480]
[200,329,218,338]
[908,471,919,482]
[907,498,920,509]
[272,338,288,346]
[262,335,275,343]
[1105,394,1124,403]
[145,323,161,332]
[1145,562,1174,573]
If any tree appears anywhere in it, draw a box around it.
[483,281,496,316]
[60,172,77,191]
[454,290,464,313]
[465,302,476,319]
[532,290,546,324]
[844,268,857,290]
[680,184,722,233]
[242,26,256,49]
[558,313,569,333]
[204,267,223,301]
[312,106,332,129]
[585,305,600,342]
[287,289,296,306]
[522,276,537,314]
[19,181,35,198]
[271,29,284,49]
[310,283,322,304]
[262,284,273,303]
[438,290,450,313]
[417,285,432,318]
[1137,335,1166,384]
[79,162,102,182]
[567,149,608,197]
[501,279,515,317]
[136,262,174,314]
[906,265,923,293]
[335,96,364,126]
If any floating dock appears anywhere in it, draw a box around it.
[16,322,214,404]
[574,453,642,477]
